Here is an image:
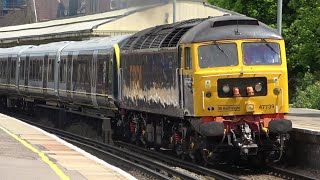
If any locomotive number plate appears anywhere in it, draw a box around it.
[259,104,275,109]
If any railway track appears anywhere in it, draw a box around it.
[4,111,318,180]
[266,166,318,180]
[115,141,239,179]
[8,112,239,180]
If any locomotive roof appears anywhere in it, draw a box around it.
[179,15,282,43]
[21,41,74,55]
[121,15,282,51]
[0,45,33,56]
[62,35,130,52]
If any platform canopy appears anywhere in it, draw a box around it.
[0,1,240,47]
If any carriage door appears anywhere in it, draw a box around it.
[43,54,48,95]
[181,46,194,116]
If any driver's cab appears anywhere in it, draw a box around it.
[179,39,288,117]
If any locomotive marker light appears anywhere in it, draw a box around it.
[246,86,254,96]
[254,83,263,92]
[222,84,230,93]
[233,87,240,97]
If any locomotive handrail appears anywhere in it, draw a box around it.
[281,88,284,107]
[178,68,184,109]
[202,91,205,110]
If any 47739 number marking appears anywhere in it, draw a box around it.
[259,104,275,109]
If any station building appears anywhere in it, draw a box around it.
[0,0,240,47]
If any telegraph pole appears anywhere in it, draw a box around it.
[277,0,283,35]
[173,0,176,23]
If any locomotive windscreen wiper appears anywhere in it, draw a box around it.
[213,42,230,60]
[262,39,279,55]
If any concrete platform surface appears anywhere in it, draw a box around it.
[288,108,320,135]
[0,113,137,180]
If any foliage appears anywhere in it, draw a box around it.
[208,0,320,109]
[292,81,320,109]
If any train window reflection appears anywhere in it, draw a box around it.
[198,43,238,68]
[242,42,281,65]
[11,57,17,79]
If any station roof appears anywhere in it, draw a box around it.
[0,1,240,47]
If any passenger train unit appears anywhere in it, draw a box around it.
[0,15,292,164]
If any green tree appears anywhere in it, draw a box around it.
[209,0,320,109]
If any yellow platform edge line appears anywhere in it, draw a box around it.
[0,126,70,180]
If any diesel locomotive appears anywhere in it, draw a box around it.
[0,15,292,164]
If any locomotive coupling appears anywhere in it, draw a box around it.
[268,119,292,133]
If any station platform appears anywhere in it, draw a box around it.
[0,113,136,180]
[288,108,320,135]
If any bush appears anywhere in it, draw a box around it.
[292,81,320,109]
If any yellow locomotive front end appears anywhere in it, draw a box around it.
[192,39,288,117]
[181,38,292,160]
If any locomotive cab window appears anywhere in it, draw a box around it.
[185,47,192,69]
[198,43,238,68]
[242,42,281,65]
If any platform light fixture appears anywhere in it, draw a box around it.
[277,0,283,35]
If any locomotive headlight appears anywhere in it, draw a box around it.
[222,85,230,93]
[254,83,262,92]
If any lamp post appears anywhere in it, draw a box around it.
[173,0,176,23]
[277,0,283,35]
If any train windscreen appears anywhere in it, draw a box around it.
[242,42,281,65]
[198,43,238,68]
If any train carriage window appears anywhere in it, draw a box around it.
[97,50,110,94]
[25,56,30,81]
[78,51,93,87]
[60,57,67,83]
[3,59,8,79]
[72,55,79,87]
[33,58,36,80]
[7,57,11,80]
[0,59,3,79]
[36,59,39,80]
[48,57,55,82]
[34,60,36,80]
[33,59,36,80]
[39,57,43,81]
[29,57,32,80]
[20,57,25,80]
[11,57,17,79]
[185,47,192,69]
